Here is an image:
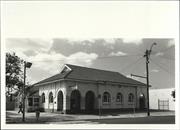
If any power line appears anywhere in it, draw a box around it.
[120,56,144,73]
[149,58,174,76]
[150,51,175,61]
[152,55,175,61]
[159,46,174,53]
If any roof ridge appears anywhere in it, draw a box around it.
[65,64,120,74]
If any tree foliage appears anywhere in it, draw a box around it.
[6,52,24,95]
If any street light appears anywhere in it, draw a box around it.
[22,61,32,122]
[144,42,157,116]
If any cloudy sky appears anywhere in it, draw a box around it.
[6,38,175,89]
[2,1,178,89]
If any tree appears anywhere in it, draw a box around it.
[6,52,24,95]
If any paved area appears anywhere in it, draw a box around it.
[86,116,175,124]
[6,110,175,124]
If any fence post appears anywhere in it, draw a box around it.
[167,99,169,110]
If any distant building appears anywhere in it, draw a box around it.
[149,88,175,111]
[34,64,148,114]
[14,85,40,112]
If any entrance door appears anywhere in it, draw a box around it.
[57,91,63,111]
[70,90,81,113]
[85,91,95,113]
[139,94,145,110]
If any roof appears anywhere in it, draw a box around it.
[35,64,146,86]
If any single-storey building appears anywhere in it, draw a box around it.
[14,85,40,112]
[34,64,147,114]
[149,88,175,111]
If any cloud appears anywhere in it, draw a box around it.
[109,51,127,56]
[28,52,66,74]
[27,51,98,75]
[6,38,53,54]
[155,52,164,56]
[122,38,143,45]
[66,52,98,67]
[23,50,38,57]
[67,38,116,45]
[151,69,159,73]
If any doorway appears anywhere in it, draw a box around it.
[70,90,81,113]
[139,94,145,110]
[57,91,63,111]
[85,91,95,113]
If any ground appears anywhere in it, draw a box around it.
[6,110,175,124]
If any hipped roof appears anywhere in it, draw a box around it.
[34,64,146,86]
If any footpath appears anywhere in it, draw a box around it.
[6,110,175,124]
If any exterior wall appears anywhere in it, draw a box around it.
[39,81,67,112]
[136,86,147,109]
[149,88,175,110]
[38,80,147,113]
[65,81,98,111]
[65,80,147,112]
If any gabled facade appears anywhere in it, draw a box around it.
[34,64,147,114]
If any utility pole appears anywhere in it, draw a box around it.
[143,42,157,116]
[22,61,32,122]
[131,42,156,116]
[144,50,150,116]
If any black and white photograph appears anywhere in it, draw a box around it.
[1,1,179,130]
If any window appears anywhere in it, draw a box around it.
[103,92,111,103]
[34,98,39,107]
[116,93,123,103]
[128,93,134,102]
[42,93,45,103]
[28,98,33,106]
[49,92,53,103]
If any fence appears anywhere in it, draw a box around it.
[158,99,169,110]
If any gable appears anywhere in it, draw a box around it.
[60,64,72,75]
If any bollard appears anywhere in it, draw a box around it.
[36,109,40,121]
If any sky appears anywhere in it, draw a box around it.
[1,1,178,90]
[6,38,175,89]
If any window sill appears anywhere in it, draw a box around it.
[102,102,111,105]
[116,102,123,105]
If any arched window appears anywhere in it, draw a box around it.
[128,93,134,102]
[116,93,123,103]
[49,92,53,103]
[103,92,111,103]
[41,93,45,103]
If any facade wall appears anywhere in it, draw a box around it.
[38,80,147,113]
[39,81,67,112]
[136,86,148,108]
[149,88,175,110]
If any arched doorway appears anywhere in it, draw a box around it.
[139,94,145,110]
[57,91,63,111]
[85,91,95,113]
[70,90,81,113]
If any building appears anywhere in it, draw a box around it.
[14,85,40,112]
[34,64,147,114]
[149,88,175,111]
